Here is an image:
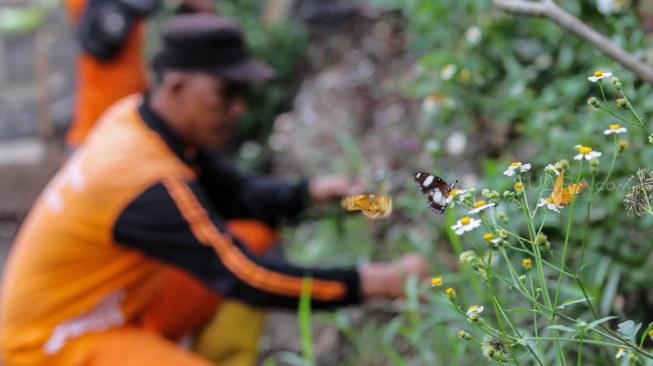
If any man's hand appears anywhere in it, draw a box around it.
[308,176,362,205]
[359,254,429,300]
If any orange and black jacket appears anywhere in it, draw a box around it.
[0,95,360,365]
[116,97,361,308]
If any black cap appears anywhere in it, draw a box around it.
[152,14,275,83]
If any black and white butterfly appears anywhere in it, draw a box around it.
[414,172,458,214]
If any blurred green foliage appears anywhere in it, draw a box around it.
[0,0,57,34]
[215,0,308,148]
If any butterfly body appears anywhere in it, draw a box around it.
[414,172,457,214]
[341,194,392,219]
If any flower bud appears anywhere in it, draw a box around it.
[534,233,550,248]
[616,98,627,109]
[459,250,477,264]
[457,330,471,340]
[497,211,508,222]
[618,139,628,152]
[555,159,570,171]
[514,182,524,193]
[587,97,600,108]
[481,188,491,199]
[590,158,600,174]
[611,77,622,90]
[518,275,526,283]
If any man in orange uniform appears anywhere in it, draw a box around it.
[64,0,213,149]
[0,14,429,366]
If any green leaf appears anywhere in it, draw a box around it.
[617,320,642,342]
[546,325,576,333]
[557,297,592,310]
[639,322,653,348]
[587,316,618,330]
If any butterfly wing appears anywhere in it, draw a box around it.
[415,172,454,215]
[427,194,447,214]
[341,194,392,219]
[561,180,587,205]
[362,195,392,219]
[341,195,369,211]
[414,172,447,194]
[551,170,564,205]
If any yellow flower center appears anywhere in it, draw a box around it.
[450,188,460,196]
[522,258,532,268]
[473,200,487,208]
[468,305,479,312]
[610,124,621,130]
[446,287,455,296]
[578,146,593,155]
[514,182,524,191]
[460,216,471,225]
[510,161,522,167]
[594,70,603,77]
[545,197,554,204]
[648,328,653,336]
[483,233,494,241]
[431,276,443,287]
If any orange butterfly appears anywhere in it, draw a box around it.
[549,170,587,206]
[341,194,392,219]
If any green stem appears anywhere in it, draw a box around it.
[598,81,607,103]
[553,164,584,310]
[577,335,584,366]
[597,105,639,127]
[491,293,544,366]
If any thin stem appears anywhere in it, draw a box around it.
[553,163,584,310]
[577,335,584,366]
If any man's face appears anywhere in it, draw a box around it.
[175,72,248,148]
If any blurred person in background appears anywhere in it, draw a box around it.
[63,0,214,151]
[0,13,429,366]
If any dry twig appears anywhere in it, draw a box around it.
[493,0,653,84]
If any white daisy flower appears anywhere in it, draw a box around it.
[451,216,482,235]
[446,188,467,207]
[538,198,562,213]
[603,123,627,135]
[615,348,627,359]
[574,145,602,160]
[422,93,444,114]
[587,69,612,82]
[464,26,482,44]
[503,161,532,176]
[466,305,484,322]
[483,233,503,247]
[467,200,496,214]
[466,305,484,316]
[545,164,560,176]
[441,64,457,80]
